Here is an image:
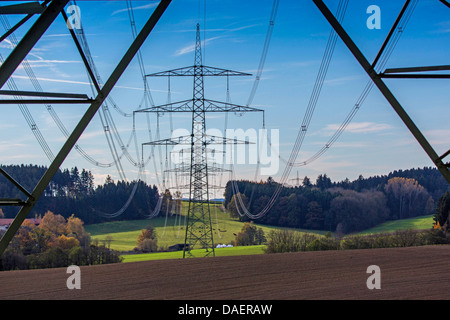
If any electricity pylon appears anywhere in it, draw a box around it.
[289,170,301,186]
[137,23,263,257]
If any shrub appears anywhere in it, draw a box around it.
[28,247,69,269]
[306,237,340,251]
[137,238,158,253]
[341,235,375,250]
[0,249,27,271]
[392,229,420,247]
[420,228,450,245]
[371,233,395,248]
[264,230,320,253]
[264,228,450,254]
[233,222,266,246]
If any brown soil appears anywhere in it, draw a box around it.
[0,245,448,300]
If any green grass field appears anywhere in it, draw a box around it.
[356,215,434,235]
[121,245,266,262]
[85,201,436,262]
[85,202,326,252]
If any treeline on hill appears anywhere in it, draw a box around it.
[264,191,450,253]
[224,167,449,234]
[0,164,160,224]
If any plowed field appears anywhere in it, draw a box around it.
[0,245,448,300]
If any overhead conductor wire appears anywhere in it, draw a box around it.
[231,0,348,219]
[231,0,418,219]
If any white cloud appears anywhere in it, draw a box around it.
[23,59,82,71]
[26,59,81,64]
[92,172,112,186]
[424,129,450,145]
[0,39,15,49]
[11,75,91,86]
[78,130,106,140]
[204,24,260,33]
[311,141,369,148]
[323,122,392,134]
[432,20,450,34]
[170,23,259,34]
[173,23,258,57]
[10,75,168,92]
[323,75,362,86]
[111,3,158,16]
[174,36,223,56]
[0,142,25,152]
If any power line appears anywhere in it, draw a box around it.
[0,54,55,162]
[291,0,418,167]
[232,0,419,220]
[232,0,348,219]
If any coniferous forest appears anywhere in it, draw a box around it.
[0,164,160,224]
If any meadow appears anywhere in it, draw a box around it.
[355,214,434,235]
[85,201,436,262]
[121,245,266,262]
[85,203,327,252]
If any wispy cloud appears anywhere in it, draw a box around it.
[311,141,369,148]
[323,75,362,86]
[111,3,158,16]
[432,20,450,34]
[176,24,260,34]
[24,59,82,69]
[7,53,80,78]
[11,75,171,93]
[174,36,223,56]
[41,33,97,39]
[307,155,358,171]
[92,172,113,186]
[11,75,90,86]
[323,122,392,134]
[78,130,107,141]
[424,129,450,145]
[27,59,80,64]
[0,142,25,152]
[0,39,15,49]
[173,23,259,56]
[288,60,319,68]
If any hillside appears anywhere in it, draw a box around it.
[85,202,326,252]
[86,204,438,263]
[356,215,434,235]
[224,169,448,234]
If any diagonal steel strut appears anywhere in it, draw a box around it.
[313,0,450,184]
[0,0,69,89]
[0,0,172,257]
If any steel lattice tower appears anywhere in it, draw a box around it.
[188,24,212,257]
[137,24,263,257]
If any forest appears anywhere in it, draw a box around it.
[0,164,160,224]
[224,167,449,234]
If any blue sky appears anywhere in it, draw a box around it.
[0,0,449,194]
